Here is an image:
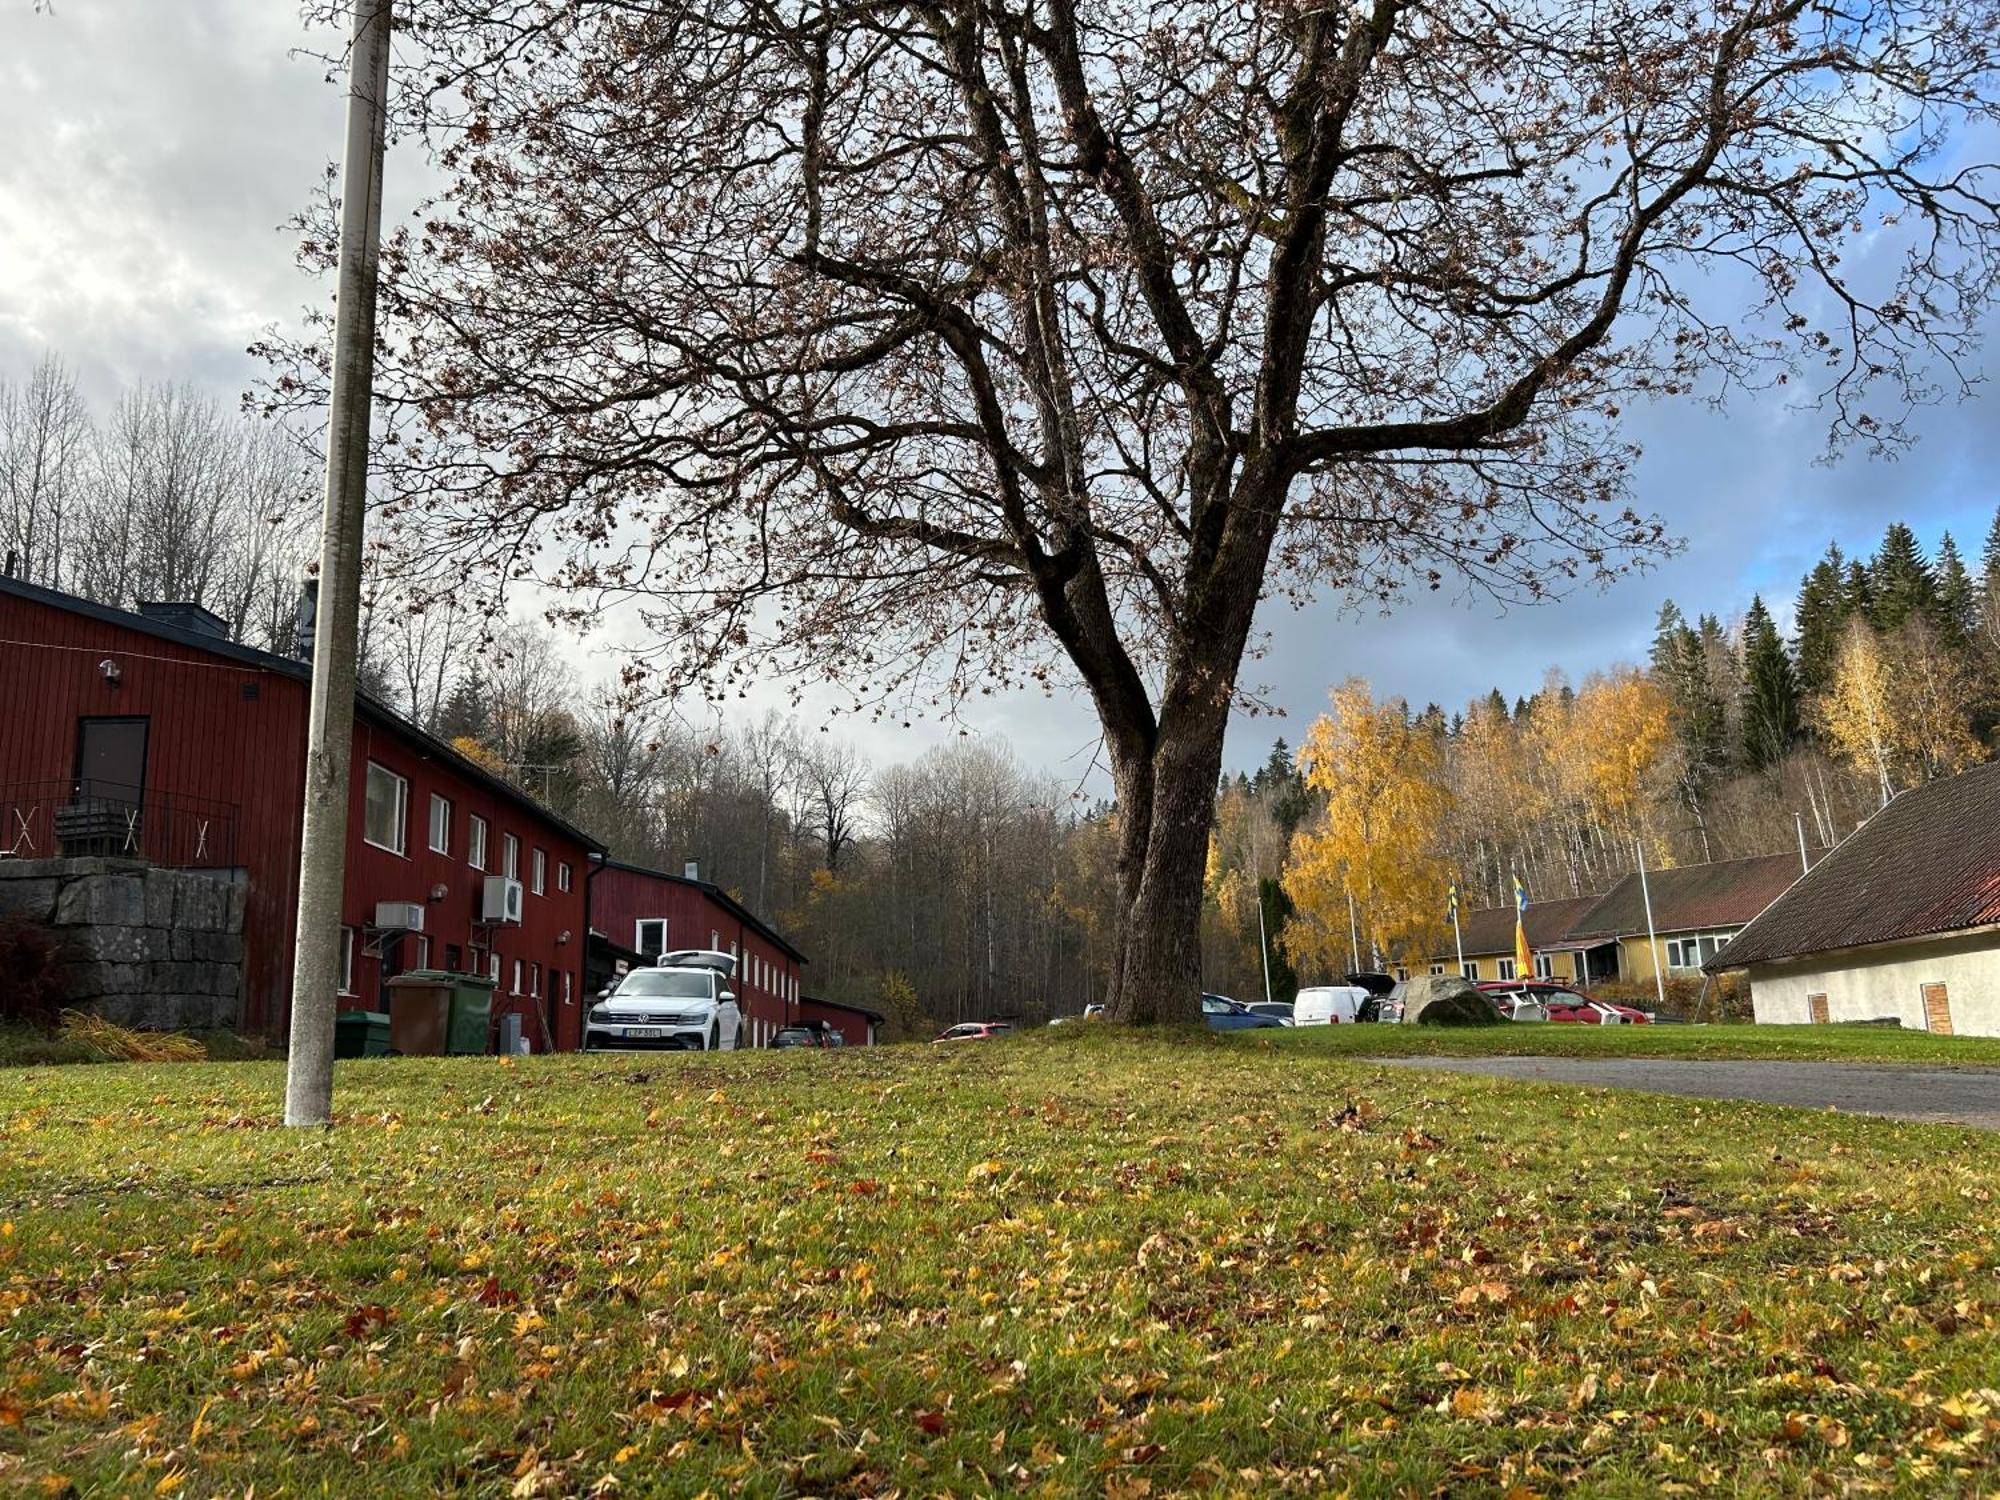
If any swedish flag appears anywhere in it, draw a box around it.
[1513,874,1533,976]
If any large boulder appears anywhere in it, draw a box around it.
[1399,974,1501,1026]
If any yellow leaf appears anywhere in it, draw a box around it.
[155,1474,188,1497]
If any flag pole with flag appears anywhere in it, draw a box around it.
[1448,880,1465,976]
[1513,873,1534,979]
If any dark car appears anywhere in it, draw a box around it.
[1245,1001,1295,1025]
[771,1025,830,1049]
[1201,994,1286,1031]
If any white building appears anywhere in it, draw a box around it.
[1707,763,2000,1037]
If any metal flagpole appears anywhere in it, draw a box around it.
[1635,838,1668,1015]
[1451,887,1465,976]
[1796,813,1810,876]
[285,0,394,1127]
[1257,886,1274,1005]
[1345,889,1361,973]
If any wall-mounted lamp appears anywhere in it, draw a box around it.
[557,929,572,946]
[98,658,122,685]
[429,882,449,903]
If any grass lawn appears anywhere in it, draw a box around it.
[1280,1019,2000,1066]
[2,1029,1996,1496]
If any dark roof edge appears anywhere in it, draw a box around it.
[1706,914,2000,972]
[801,996,888,1023]
[0,574,604,854]
[590,855,809,964]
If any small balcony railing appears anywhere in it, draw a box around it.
[0,779,239,870]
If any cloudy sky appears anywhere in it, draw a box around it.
[5,3,1997,782]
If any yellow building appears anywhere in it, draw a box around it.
[1416,853,1817,988]
[1426,895,1605,984]
[1564,852,1814,985]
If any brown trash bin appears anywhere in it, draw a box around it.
[387,973,453,1056]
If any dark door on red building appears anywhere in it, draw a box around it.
[75,716,149,802]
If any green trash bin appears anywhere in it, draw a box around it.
[444,973,497,1056]
[334,1010,392,1058]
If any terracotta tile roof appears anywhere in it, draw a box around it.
[1436,895,1604,958]
[1570,851,1813,941]
[1705,763,2000,970]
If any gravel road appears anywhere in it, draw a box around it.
[1371,1055,2000,1130]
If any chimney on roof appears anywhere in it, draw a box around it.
[684,861,699,881]
[137,601,229,639]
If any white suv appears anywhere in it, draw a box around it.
[584,949,746,1052]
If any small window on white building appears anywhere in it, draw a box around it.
[363,762,408,855]
[468,815,489,870]
[428,793,451,855]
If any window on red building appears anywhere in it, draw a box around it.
[429,793,452,855]
[364,763,408,855]
[469,815,489,870]
[531,848,546,895]
[503,834,520,880]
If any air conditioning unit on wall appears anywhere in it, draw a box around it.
[482,875,524,925]
[374,900,425,932]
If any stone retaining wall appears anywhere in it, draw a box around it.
[0,857,247,1029]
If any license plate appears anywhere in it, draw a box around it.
[623,1026,664,1038]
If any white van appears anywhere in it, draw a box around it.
[1292,985,1370,1026]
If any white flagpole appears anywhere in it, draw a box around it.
[1635,838,1668,1015]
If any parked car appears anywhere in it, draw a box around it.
[1293,984,1371,1025]
[933,1022,1014,1043]
[1475,982,1551,1022]
[1245,1001,1295,1025]
[1200,994,1285,1030]
[585,949,745,1051]
[771,1023,846,1048]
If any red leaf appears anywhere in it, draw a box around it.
[477,1276,520,1308]
[914,1409,947,1436]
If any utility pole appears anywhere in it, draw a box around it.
[1634,838,1669,1017]
[285,0,393,1127]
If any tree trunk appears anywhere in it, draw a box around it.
[1102,686,1234,1023]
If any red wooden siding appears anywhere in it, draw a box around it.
[588,862,806,1044]
[796,998,878,1046]
[1,582,595,1049]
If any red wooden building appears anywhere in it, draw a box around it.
[587,858,811,1045]
[0,576,600,1050]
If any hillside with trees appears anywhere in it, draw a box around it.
[1232,515,2000,978]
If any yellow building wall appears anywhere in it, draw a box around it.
[1440,949,1580,983]
[1618,936,1667,983]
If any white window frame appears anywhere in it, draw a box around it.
[1496,958,1518,981]
[489,952,501,984]
[530,961,541,996]
[339,927,356,994]
[710,929,720,951]
[503,833,519,880]
[468,815,489,871]
[1461,961,1479,981]
[512,958,524,995]
[635,918,668,958]
[1533,952,1556,980]
[531,847,547,896]
[363,762,409,856]
[1429,963,1445,976]
[428,793,451,855]
[557,861,572,893]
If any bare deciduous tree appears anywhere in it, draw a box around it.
[0,354,91,588]
[270,0,2000,1019]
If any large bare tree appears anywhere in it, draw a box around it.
[270,0,2000,1019]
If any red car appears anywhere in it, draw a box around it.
[1484,981,1651,1024]
[932,1022,1014,1043]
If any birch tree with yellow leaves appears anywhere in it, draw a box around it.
[1282,681,1454,974]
